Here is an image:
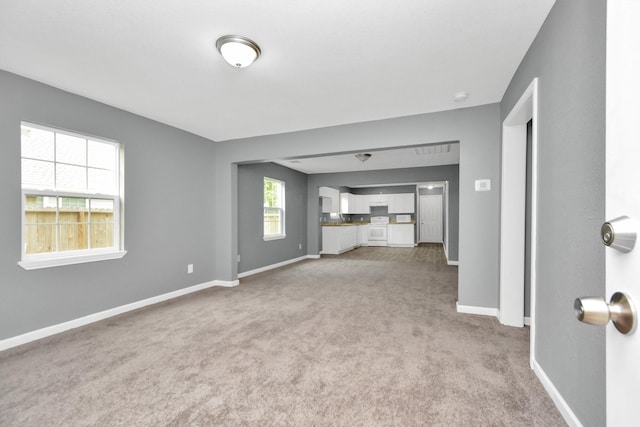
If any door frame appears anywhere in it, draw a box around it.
[416,181,448,248]
[419,193,444,243]
[499,78,538,364]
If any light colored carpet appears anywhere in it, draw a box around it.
[0,245,564,426]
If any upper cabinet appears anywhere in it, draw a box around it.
[368,194,388,206]
[340,193,356,214]
[388,193,415,213]
[319,186,340,213]
[326,189,415,214]
[354,195,370,214]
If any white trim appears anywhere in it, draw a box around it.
[532,359,583,427]
[238,255,317,278]
[263,234,286,241]
[456,302,528,325]
[18,250,127,270]
[21,122,124,265]
[214,280,240,287]
[499,78,539,370]
[444,236,459,266]
[456,302,499,318]
[444,181,450,253]
[0,279,239,352]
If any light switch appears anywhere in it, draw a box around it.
[475,179,491,191]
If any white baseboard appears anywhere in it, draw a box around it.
[238,255,316,278]
[447,259,459,266]
[524,316,531,326]
[214,280,240,287]
[456,302,499,318]
[0,279,238,352]
[532,359,583,427]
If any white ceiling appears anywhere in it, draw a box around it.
[0,0,555,143]
[273,142,459,174]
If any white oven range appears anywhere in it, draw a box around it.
[367,216,389,246]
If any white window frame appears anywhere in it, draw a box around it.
[18,122,126,270]
[263,177,286,241]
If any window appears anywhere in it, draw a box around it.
[263,177,285,240]
[19,122,125,269]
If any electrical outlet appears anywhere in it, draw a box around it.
[187,264,193,274]
[298,243,302,250]
[237,254,241,262]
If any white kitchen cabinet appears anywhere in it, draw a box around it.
[322,225,358,254]
[357,225,369,246]
[388,193,415,213]
[354,195,370,214]
[319,186,340,213]
[340,193,356,214]
[368,194,388,206]
[387,224,415,247]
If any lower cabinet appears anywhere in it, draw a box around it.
[387,224,415,247]
[322,226,358,254]
[357,225,369,246]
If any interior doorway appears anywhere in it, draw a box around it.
[419,195,443,243]
[417,181,448,254]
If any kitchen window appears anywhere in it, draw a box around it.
[263,177,285,240]
[19,122,125,269]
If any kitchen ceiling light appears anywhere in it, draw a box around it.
[216,35,261,68]
[355,153,372,162]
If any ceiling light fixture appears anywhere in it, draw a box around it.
[427,185,434,190]
[355,153,372,162]
[216,35,261,68]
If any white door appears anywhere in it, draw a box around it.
[605,1,640,425]
[419,195,442,243]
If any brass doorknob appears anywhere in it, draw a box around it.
[574,292,637,335]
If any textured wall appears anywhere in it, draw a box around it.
[500,1,606,424]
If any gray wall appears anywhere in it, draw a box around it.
[237,162,308,273]
[214,105,500,311]
[308,165,459,260]
[0,70,217,340]
[500,1,606,425]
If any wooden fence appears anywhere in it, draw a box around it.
[25,209,114,254]
[264,211,281,235]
